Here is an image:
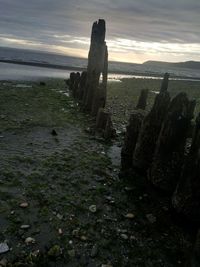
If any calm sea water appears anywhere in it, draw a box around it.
[0,47,200,81]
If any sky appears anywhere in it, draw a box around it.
[0,0,200,63]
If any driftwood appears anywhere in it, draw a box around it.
[149,93,196,192]
[172,113,200,221]
[133,91,170,172]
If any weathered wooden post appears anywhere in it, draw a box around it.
[83,19,108,116]
[160,73,169,92]
[172,113,200,221]
[121,110,147,169]
[136,89,149,110]
[77,71,87,101]
[149,93,196,192]
[133,91,170,172]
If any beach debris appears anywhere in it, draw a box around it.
[19,202,29,208]
[20,225,30,230]
[89,205,97,213]
[0,243,9,254]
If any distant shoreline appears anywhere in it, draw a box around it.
[1,59,200,81]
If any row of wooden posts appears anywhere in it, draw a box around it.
[66,19,200,225]
[66,19,115,139]
[66,19,200,261]
[121,73,200,225]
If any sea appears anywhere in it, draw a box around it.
[0,47,200,81]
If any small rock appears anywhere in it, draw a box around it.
[58,228,63,235]
[68,249,75,257]
[80,235,87,241]
[146,214,157,223]
[0,243,9,254]
[124,187,134,192]
[124,213,135,219]
[25,237,35,244]
[56,213,63,220]
[89,205,97,213]
[51,129,57,136]
[10,211,15,215]
[20,225,30,230]
[120,234,128,240]
[101,264,113,267]
[91,244,98,258]
[48,245,61,258]
[19,202,29,208]
[0,258,7,266]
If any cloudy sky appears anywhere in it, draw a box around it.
[0,0,200,63]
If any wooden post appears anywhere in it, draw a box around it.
[160,73,169,93]
[136,89,149,110]
[133,91,170,172]
[83,19,108,116]
[149,93,196,193]
[172,113,200,221]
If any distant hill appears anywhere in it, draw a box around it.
[143,60,200,70]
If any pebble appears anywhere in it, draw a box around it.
[101,264,113,267]
[146,214,157,223]
[19,202,29,208]
[124,213,135,219]
[89,205,97,213]
[120,234,128,240]
[20,225,30,230]
[0,243,9,254]
[68,249,75,257]
[10,210,15,215]
[56,213,63,220]
[91,244,98,257]
[58,228,63,235]
[25,237,35,244]
[80,235,87,241]
[0,258,7,267]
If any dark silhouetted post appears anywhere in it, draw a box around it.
[149,93,195,192]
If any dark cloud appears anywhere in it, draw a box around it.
[0,0,199,62]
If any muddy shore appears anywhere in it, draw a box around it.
[0,78,200,266]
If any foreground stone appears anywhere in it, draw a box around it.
[149,93,195,193]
